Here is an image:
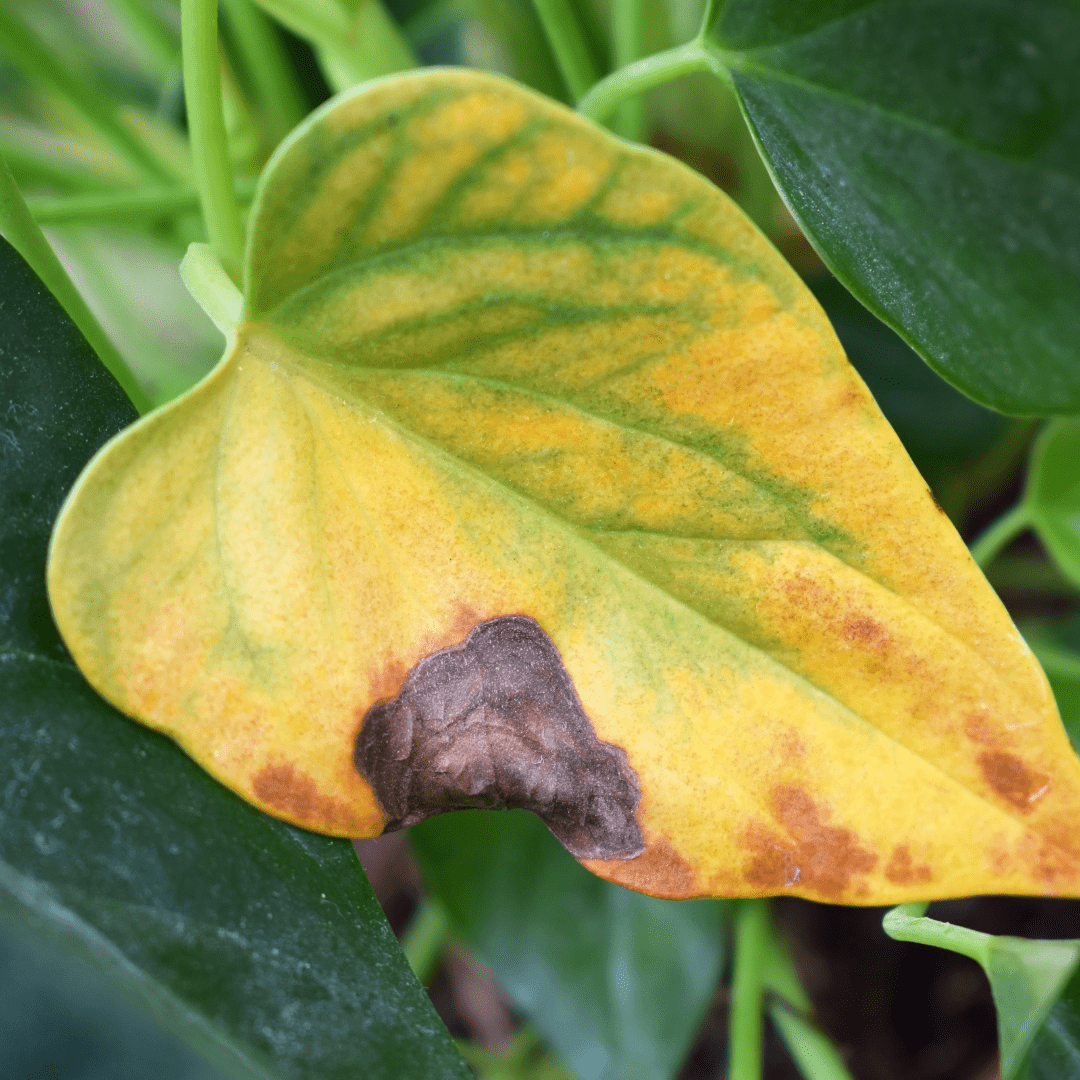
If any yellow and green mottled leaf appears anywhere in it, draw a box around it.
[48,69,1080,904]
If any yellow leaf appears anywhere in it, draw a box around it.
[48,69,1080,904]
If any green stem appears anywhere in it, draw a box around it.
[0,8,172,182]
[401,897,450,985]
[882,904,990,966]
[182,0,245,285]
[0,155,151,413]
[530,0,603,100]
[609,0,647,139]
[28,178,257,226]
[969,501,1033,569]
[252,0,416,92]
[762,922,855,1080]
[219,0,307,138]
[180,242,244,337]
[577,41,717,123]
[730,899,771,1080]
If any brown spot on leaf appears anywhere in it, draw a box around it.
[742,786,878,899]
[842,614,888,648]
[979,751,1049,813]
[355,615,645,860]
[964,713,994,745]
[585,835,696,898]
[884,844,932,886]
[252,762,350,830]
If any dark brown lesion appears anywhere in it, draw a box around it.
[354,615,646,860]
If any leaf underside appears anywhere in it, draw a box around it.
[48,69,1080,904]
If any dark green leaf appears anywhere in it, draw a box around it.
[0,235,472,1080]
[1020,959,1080,1079]
[410,810,727,1080]
[710,0,1080,414]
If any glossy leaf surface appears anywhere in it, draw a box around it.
[0,236,471,1080]
[1026,419,1080,587]
[411,809,726,1080]
[884,905,1080,1079]
[48,69,1080,903]
[709,0,1080,414]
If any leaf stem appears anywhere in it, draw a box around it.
[730,898,771,1080]
[0,8,172,182]
[252,0,416,92]
[0,154,151,413]
[27,178,257,226]
[219,0,307,139]
[530,0,603,100]
[181,0,245,286]
[609,0,647,139]
[882,904,990,966]
[762,922,855,1080]
[180,241,243,338]
[577,41,718,123]
[969,501,1032,569]
[402,897,450,985]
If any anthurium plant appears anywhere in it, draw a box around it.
[1,1,1079,1079]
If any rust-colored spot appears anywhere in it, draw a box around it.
[743,822,800,889]
[355,615,645,860]
[842,614,888,647]
[742,786,878,899]
[979,751,1049,813]
[964,713,995,745]
[928,489,947,514]
[1029,822,1080,886]
[253,762,350,830]
[585,835,696,899]
[884,844,932,886]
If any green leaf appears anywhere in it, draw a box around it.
[884,904,1080,1079]
[410,809,727,1080]
[0,235,472,1080]
[1019,959,1080,1079]
[1026,419,1080,586]
[707,0,1080,415]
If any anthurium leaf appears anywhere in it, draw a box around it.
[884,904,1080,1079]
[0,235,471,1080]
[48,69,1080,904]
[1025,419,1080,587]
[707,0,1080,415]
[1018,959,1080,1080]
[410,809,727,1080]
